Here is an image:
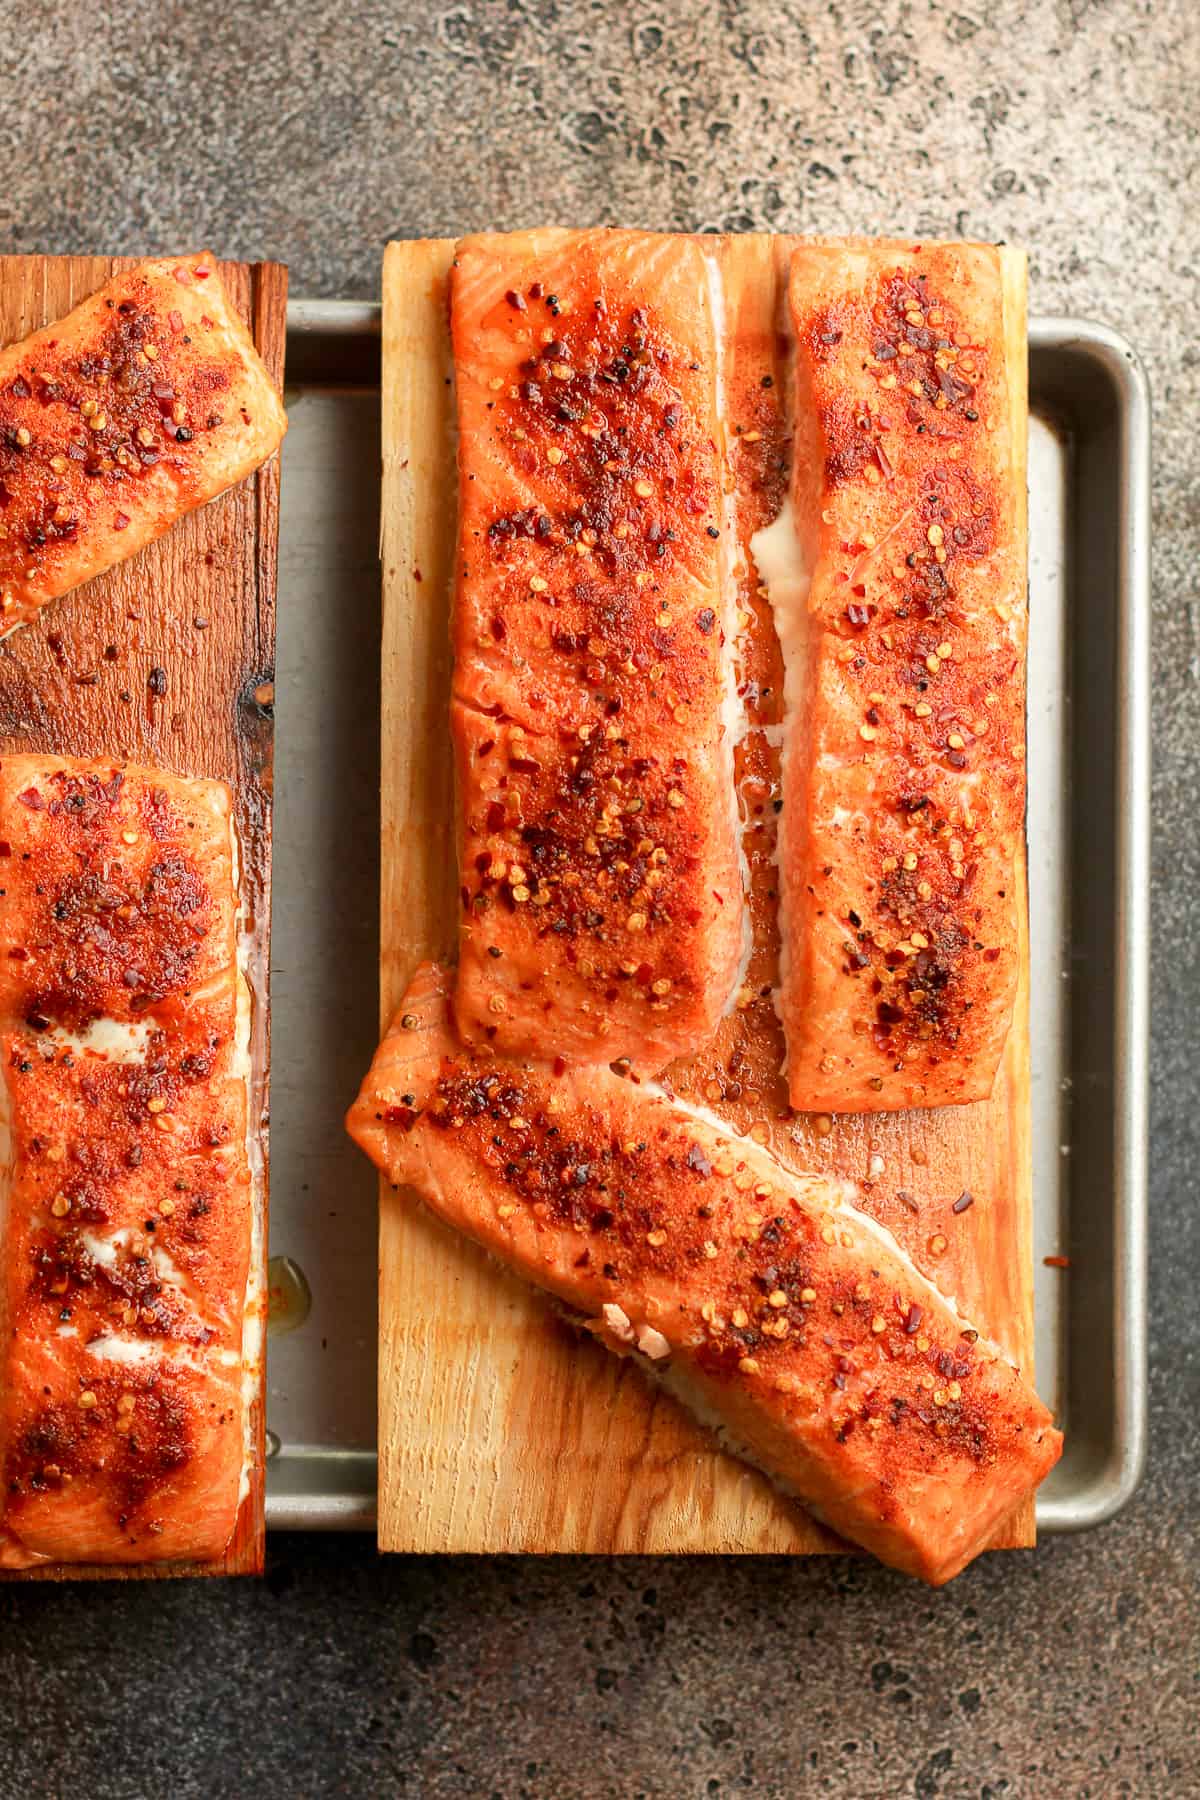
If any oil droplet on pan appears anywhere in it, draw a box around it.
[266,1254,312,1335]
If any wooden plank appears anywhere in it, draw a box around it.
[377,234,1033,1556]
[0,255,286,1578]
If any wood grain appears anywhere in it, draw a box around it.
[0,255,286,1578]
[378,235,1034,1556]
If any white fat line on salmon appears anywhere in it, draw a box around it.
[78,1227,132,1268]
[232,809,264,1506]
[84,1334,240,1373]
[79,1225,203,1312]
[623,1071,1022,1378]
[84,1335,165,1366]
[0,1045,11,1362]
[149,1241,188,1289]
[37,1017,156,1064]
[704,250,755,1014]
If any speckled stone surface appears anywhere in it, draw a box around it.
[2,2,1197,1795]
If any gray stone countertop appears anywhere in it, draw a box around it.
[1,2,1196,1795]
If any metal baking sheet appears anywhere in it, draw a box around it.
[264,299,1150,1535]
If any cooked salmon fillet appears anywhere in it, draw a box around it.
[0,254,286,635]
[0,756,258,1568]
[755,241,1027,1112]
[449,228,745,1069]
[349,963,1060,1584]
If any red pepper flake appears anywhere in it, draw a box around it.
[200,314,214,328]
[903,1303,923,1335]
[553,1056,566,1077]
[17,788,43,811]
[384,1104,420,1133]
[194,266,211,280]
[504,289,527,312]
[113,512,130,531]
[1043,1254,1071,1269]
[168,310,184,333]
[173,266,193,285]
[148,666,168,696]
[952,1190,974,1214]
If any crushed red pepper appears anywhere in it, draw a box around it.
[0,757,252,1567]
[449,232,743,1066]
[778,246,1026,1110]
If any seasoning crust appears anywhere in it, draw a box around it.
[450,228,744,1068]
[766,240,1026,1112]
[0,756,255,1568]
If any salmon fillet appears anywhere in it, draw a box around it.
[0,254,286,636]
[349,963,1060,1584]
[755,241,1027,1112]
[449,228,745,1069]
[0,756,258,1568]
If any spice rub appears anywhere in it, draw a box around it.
[756,241,1028,1111]
[450,229,744,1069]
[0,756,258,1568]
